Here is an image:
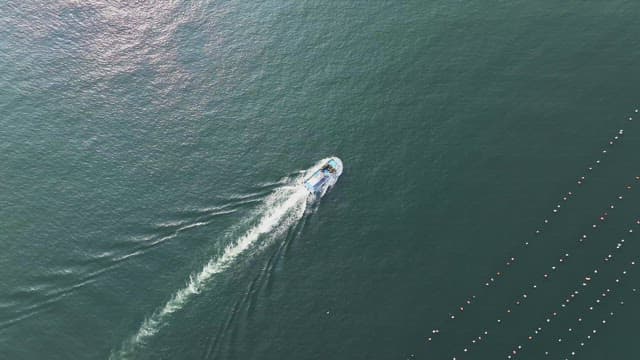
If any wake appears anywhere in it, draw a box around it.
[110,183,309,359]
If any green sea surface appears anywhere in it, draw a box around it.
[1,1,639,359]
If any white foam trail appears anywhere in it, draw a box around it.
[111,184,309,359]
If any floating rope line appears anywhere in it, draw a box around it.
[502,260,636,359]
[428,179,638,347]
[450,219,638,360]
[558,274,638,359]
[421,109,638,359]
[430,126,635,339]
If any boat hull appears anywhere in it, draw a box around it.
[303,157,343,197]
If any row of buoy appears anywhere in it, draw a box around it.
[432,180,639,349]
[449,176,640,332]
[455,220,637,360]
[449,187,640,358]
[422,110,638,358]
[560,284,638,359]
[503,260,636,359]
[455,123,635,311]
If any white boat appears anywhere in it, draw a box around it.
[303,157,343,196]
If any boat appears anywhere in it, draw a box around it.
[303,157,343,196]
